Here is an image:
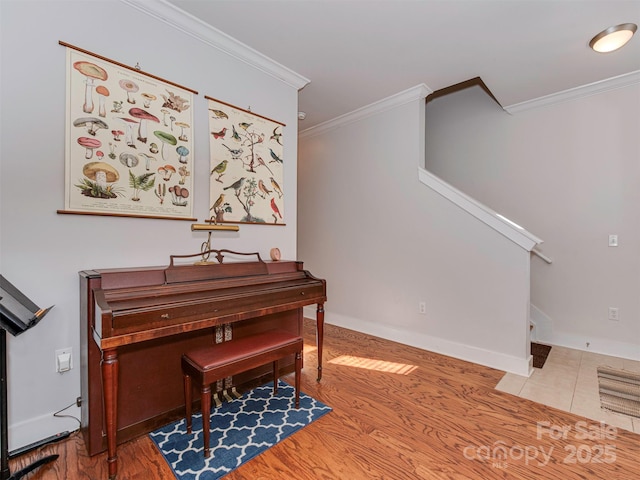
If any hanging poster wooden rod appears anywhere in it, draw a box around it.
[59,41,198,95]
[57,209,197,222]
[205,95,285,126]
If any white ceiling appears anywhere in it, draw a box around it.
[165,0,640,128]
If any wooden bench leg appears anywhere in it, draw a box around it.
[184,373,192,434]
[295,351,302,408]
[273,360,278,394]
[201,384,211,458]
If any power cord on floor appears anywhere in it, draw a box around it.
[53,400,81,429]
[8,401,80,460]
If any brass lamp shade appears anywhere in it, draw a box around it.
[191,223,239,231]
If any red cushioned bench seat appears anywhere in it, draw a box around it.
[182,329,303,457]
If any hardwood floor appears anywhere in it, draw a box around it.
[9,319,640,479]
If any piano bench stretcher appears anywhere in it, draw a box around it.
[181,329,303,458]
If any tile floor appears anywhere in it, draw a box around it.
[496,346,640,434]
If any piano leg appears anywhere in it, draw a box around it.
[102,349,119,479]
[316,303,325,381]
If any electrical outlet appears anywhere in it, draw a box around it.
[608,307,619,322]
[418,301,426,314]
[55,347,73,373]
[608,235,618,247]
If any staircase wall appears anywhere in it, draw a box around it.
[425,83,640,360]
[299,86,532,375]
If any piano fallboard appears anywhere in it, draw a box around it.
[94,276,324,348]
[91,261,326,350]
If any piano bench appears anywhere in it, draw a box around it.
[181,329,303,458]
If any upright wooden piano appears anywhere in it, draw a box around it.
[79,252,326,479]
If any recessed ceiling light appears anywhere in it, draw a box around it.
[589,23,637,53]
[298,111,307,120]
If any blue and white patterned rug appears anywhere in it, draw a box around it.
[149,380,332,479]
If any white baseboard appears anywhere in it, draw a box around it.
[544,332,640,362]
[8,406,80,452]
[304,308,531,377]
[529,304,640,361]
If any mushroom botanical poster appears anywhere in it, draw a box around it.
[207,97,285,225]
[61,44,196,220]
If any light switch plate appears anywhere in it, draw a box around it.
[55,347,73,373]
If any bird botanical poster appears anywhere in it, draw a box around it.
[61,43,196,220]
[207,97,285,225]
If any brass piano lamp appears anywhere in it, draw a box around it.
[191,217,239,265]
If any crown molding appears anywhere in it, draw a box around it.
[505,70,640,114]
[120,0,310,90]
[300,84,433,139]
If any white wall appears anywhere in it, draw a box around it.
[425,84,640,359]
[0,0,301,449]
[299,87,532,378]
